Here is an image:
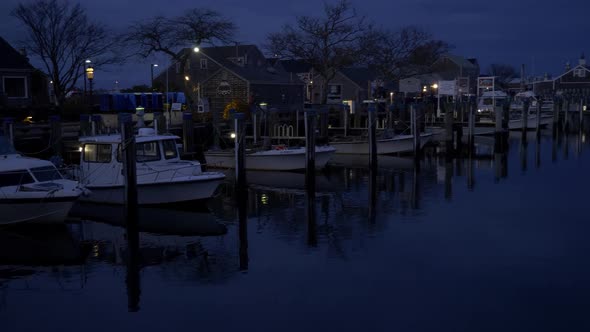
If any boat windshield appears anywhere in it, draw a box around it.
[0,136,16,155]
[162,140,178,160]
[0,170,35,187]
[136,141,161,162]
[30,166,63,182]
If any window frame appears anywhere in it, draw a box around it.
[135,141,162,162]
[2,76,28,99]
[30,166,63,182]
[162,139,179,160]
[83,143,113,163]
[0,169,36,187]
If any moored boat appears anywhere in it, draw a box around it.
[0,136,83,225]
[330,133,432,155]
[205,145,336,171]
[76,128,225,205]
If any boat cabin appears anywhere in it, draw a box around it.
[78,128,183,186]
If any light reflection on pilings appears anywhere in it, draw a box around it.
[368,166,377,224]
[444,157,453,201]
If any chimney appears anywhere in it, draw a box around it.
[19,48,29,61]
[579,53,586,66]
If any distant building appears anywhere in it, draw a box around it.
[431,54,480,95]
[551,54,590,98]
[154,45,304,117]
[0,37,35,109]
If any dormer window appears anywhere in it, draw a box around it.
[200,59,208,69]
[574,68,586,78]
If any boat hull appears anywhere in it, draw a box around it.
[508,115,553,130]
[0,199,76,225]
[331,134,432,155]
[205,146,335,171]
[80,175,224,205]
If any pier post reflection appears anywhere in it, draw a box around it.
[411,166,420,209]
[237,186,249,271]
[306,184,317,247]
[467,154,475,190]
[369,166,377,223]
[552,124,558,162]
[520,134,528,173]
[444,157,453,201]
[535,134,541,169]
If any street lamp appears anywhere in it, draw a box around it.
[151,64,158,90]
[389,92,393,105]
[86,65,94,99]
[84,59,91,99]
[432,82,441,117]
[184,75,190,81]
[193,47,200,53]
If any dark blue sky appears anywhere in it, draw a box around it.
[1,0,589,89]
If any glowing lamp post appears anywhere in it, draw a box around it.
[86,65,94,98]
[150,64,158,90]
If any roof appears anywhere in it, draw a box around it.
[553,63,590,81]
[279,59,313,74]
[197,45,303,85]
[339,67,381,89]
[0,154,55,172]
[0,37,33,70]
[438,54,478,70]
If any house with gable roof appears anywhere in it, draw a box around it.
[550,54,590,97]
[0,37,35,109]
[154,44,305,118]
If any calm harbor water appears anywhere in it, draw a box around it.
[1,129,590,332]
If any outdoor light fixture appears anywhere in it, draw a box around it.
[85,59,91,64]
[151,64,158,90]
[193,47,200,53]
[185,76,190,81]
[432,83,438,89]
[230,132,236,139]
[85,66,94,80]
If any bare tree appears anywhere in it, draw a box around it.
[266,0,370,104]
[126,9,236,101]
[488,63,518,88]
[12,0,123,107]
[366,27,450,82]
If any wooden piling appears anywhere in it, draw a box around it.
[79,114,91,137]
[182,112,194,158]
[578,99,584,132]
[234,112,246,188]
[91,115,102,136]
[153,112,165,135]
[3,118,14,145]
[563,98,570,132]
[49,115,62,157]
[522,99,529,132]
[536,99,542,137]
[119,113,140,311]
[467,98,475,148]
[305,110,317,191]
[368,104,377,170]
[445,101,454,154]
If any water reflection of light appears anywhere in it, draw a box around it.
[261,194,269,205]
[583,134,586,143]
[93,244,99,257]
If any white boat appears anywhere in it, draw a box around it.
[477,91,509,117]
[510,91,554,114]
[508,114,553,130]
[205,145,336,171]
[330,133,432,155]
[0,136,83,225]
[76,128,225,205]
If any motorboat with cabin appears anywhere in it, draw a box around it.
[0,136,84,225]
[75,128,225,205]
[477,91,509,121]
[204,145,336,171]
[510,91,554,114]
[330,132,433,155]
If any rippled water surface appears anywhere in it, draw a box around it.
[1,130,590,332]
